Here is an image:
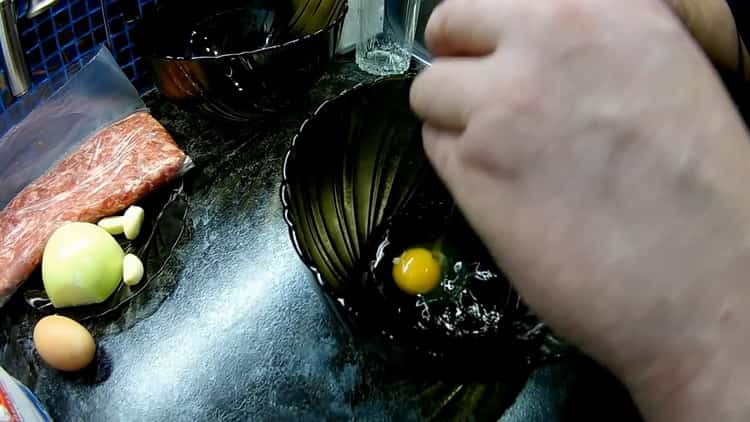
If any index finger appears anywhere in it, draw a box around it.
[410,57,487,131]
[426,0,504,57]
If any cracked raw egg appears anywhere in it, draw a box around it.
[392,247,442,295]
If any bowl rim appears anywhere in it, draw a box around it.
[144,2,349,62]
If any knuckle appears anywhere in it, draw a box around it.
[504,77,543,114]
[455,130,509,179]
[422,130,453,173]
[516,0,591,29]
[544,0,597,31]
[456,141,486,170]
[426,0,463,40]
[409,76,430,116]
[476,62,542,116]
[457,110,528,180]
[548,0,582,19]
[423,142,449,173]
[411,63,456,119]
[425,4,448,39]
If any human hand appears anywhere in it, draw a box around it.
[410,0,750,420]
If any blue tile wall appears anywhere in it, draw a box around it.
[0,0,156,132]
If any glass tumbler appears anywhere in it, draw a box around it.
[356,0,421,76]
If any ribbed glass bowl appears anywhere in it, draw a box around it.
[136,0,348,121]
[282,76,564,376]
[280,76,647,421]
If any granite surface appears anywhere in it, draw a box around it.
[0,60,640,421]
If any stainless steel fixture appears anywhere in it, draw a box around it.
[0,0,30,96]
[27,0,56,18]
[0,0,58,97]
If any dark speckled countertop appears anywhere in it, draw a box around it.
[0,60,640,422]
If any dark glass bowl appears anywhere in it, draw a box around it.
[135,0,347,121]
[281,76,565,377]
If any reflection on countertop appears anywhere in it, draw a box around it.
[0,59,640,422]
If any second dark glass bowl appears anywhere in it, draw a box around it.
[281,76,564,377]
[136,0,347,121]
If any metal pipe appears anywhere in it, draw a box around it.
[0,0,30,97]
[27,0,57,18]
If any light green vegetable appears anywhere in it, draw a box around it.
[122,254,144,286]
[123,206,145,240]
[42,222,124,308]
[97,216,125,235]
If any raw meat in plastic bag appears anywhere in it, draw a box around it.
[0,48,148,208]
[0,112,186,306]
[0,47,189,307]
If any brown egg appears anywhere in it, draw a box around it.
[33,315,96,371]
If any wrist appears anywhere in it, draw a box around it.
[616,262,750,422]
[627,344,750,422]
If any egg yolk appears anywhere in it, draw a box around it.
[392,247,442,295]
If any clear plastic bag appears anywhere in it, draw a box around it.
[0,47,189,307]
[0,47,147,208]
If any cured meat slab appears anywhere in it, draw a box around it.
[0,112,187,306]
